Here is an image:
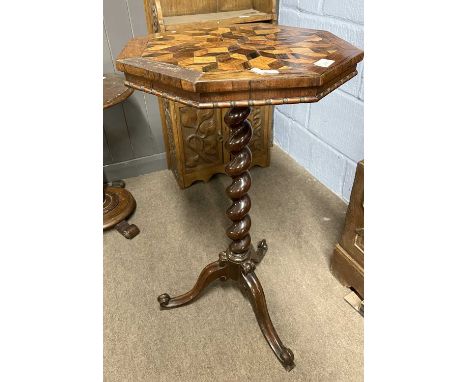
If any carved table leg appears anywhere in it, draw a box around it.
[157,106,294,371]
[240,270,295,371]
[158,259,228,309]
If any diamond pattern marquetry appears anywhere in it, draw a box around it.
[117,23,363,108]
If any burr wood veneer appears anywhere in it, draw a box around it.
[117,23,363,370]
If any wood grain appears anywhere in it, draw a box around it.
[151,0,277,31]
[163,9,273,31]
[103,73,134,109]
[117,23,364,106]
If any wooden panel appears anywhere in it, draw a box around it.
[340,160,364,266]
[331,244,364,299]
[330,161,364,299]
[218,0,253,12]
[158,0,216,17]
[176,105,224,172]
[253,0,274,14]
[163,9,273,30]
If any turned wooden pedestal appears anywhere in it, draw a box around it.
[158,107,294,370]
[117,23,364,370]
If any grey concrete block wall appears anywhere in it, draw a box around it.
[276,0,364,202]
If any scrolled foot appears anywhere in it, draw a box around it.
[251,239,268,264]
[157,293,170,307]
[280,348,295,371]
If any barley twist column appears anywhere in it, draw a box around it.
[224,107,253,262]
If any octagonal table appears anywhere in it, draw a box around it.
[117,23,363,371]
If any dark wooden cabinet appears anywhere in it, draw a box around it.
[331,160,364,298]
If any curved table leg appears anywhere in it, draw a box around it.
[158,261,228,309]
[240,271,295,371]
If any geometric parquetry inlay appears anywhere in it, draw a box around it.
[141,24,342,74]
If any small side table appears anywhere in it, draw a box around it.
[103,73,140,239]
[117,24,363,370]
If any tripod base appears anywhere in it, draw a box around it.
[157,240,295,371]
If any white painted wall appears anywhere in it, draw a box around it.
[275,0,364,202]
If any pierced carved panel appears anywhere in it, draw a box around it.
[178,106,223,171]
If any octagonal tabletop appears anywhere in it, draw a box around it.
[117,23,363,108]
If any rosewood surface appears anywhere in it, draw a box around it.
[117,23,363,107]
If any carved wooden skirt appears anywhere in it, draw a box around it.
[159,99,273,188]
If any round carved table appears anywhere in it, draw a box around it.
[103,73,140,239]
[117,24,363,370]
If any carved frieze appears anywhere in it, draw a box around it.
[179,106,223,170]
